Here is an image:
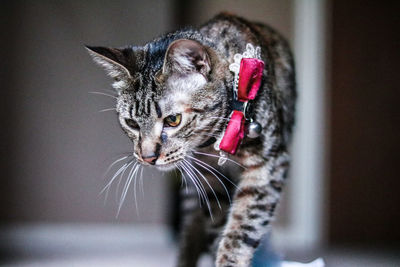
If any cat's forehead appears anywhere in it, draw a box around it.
[158,91,187,114]
[159,73,207,110]
[127,69,163,98]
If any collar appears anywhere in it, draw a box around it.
[218,43,264,155]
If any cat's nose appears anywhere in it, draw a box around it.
[140,139,161,165]
[142,154,158,165]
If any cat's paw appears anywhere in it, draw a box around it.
[215,236,252,267]
[215,254,250,267]
[215,253,237,267]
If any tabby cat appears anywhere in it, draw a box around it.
[87,13,295,267]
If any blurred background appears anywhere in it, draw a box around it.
[0,0,399,266]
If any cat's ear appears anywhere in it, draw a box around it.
[163,39,211,77]
[85,45,134,80]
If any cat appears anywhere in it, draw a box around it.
[86,12,295,267]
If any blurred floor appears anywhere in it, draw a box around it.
[1,225,399,267]
[0,224,212,267]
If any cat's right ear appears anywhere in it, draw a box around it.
[162,39,211,77]
[85,45,133,80]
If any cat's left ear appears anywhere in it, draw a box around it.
[85,45,134,80]
[163,39,211,77]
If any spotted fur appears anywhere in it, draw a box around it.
[87,12,295,267]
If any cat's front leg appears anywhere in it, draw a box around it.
[177,171,231,267]
[177,207,207,267]
[215,153,289,267]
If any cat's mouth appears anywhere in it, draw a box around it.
[137,157,184,171]
[135,149,187,171]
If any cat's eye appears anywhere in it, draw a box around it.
[125,118,139,130]
[164,114,182,127]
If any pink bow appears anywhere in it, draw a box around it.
[219,58,264,154]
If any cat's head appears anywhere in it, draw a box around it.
[87,39,229,170]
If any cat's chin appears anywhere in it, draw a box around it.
[155,163,177,172]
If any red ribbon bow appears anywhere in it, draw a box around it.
[219,58,264,154]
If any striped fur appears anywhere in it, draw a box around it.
[87,12,295,267]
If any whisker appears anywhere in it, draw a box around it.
[187,155,240,191]
[139,165,145,198]
[177,162,203,207]
[191,160,232,204]
[181,161,213,220]
[115,162,137,201]
[192,151,247,169]
[175,163,188,194]
[103,87,117,94]
[182,171,189,194]
[116,164,134,212]
[179,162,203,201]
[101,160,130,201]
[133,165,142,216]
[103,155,130,179]
[110,151,134,157]
[183,161,209,206]
[178,166,184,188]
[118,163,137,202]
[117,163,140,217]
[175,163,185,190]
[106,152,135,164]
[89,91,117,99]
[200,133,220,137]
[98,108,116,113]
[209,116,230,120]
[184,159,221,210]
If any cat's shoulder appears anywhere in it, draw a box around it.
[200,12,266,33]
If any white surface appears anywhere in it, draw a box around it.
[281,258,325,267]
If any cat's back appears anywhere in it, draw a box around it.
[200,12,291,63]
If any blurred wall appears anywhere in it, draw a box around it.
[176,0,293,42]
[329,0,400,244]
[0,0,175,224]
